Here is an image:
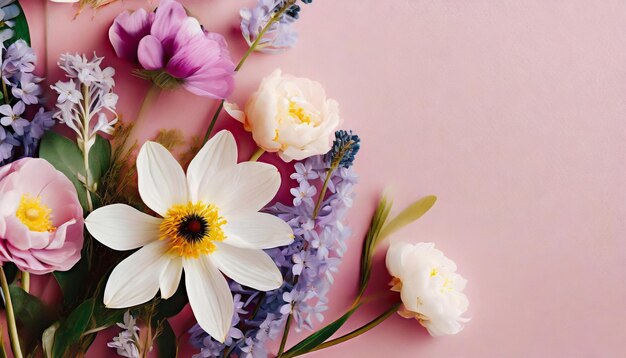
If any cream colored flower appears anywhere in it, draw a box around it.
[225,69,341,162]
[386,241,469,336]
[85,130,293,342]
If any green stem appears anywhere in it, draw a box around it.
[20,272,29,294]
[1,81,8,104]
[202,0,296,143]
[312,162,339,219]
[308,303,401,354]
[276,313,293,357]
[0,318,7,358]
[0,267,23,358]
[249,147,265,162]
[80,84,94,213]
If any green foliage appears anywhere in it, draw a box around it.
[9,285,57,352]
[154,319,177,358]
[378,195,437,241]
[42,323,60,358]
[358,194,437,296]
[88,134,112,190]
[5,1,30,46]
[358,195,393,295]
[53,244,90,308]
[52,299,95,358]
[39,131,88,211]
[281,305,360,358]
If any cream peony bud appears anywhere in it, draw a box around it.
[225,69,341,162]
[386,241,469,336]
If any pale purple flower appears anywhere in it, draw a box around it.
[11,73,41,105]
[51,79,82,104]
[290,161,318,183]
[290,181,316,207]
[29,108,54,140]
[240,0,299,53]
[109,0,235,99]
[52,53,119,145]
[0,101,27,135]
[107,311,140,358]
[2,40,35,78]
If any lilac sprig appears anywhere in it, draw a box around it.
[0,39,54,165]
[240,0,313,54]
[188,152,358,357]
[107,311,141,358]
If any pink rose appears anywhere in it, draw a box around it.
[0,158,84,274]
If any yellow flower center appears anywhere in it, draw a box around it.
[288,101,312,124]
[159,202,227,258]
[430,268,438,277]
[15,194,55,232]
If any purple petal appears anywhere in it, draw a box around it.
[151,0,187,54]
[138,35,165,70]
[165,31,235,99]
[108,8,154,62]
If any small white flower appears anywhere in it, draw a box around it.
[85,131,294,343]
[386,241,469,336]
[52,80,82,104]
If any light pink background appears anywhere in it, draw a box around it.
[18,0,626,357]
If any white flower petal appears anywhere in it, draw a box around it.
[223,212,293,249]
[183,255,232,343]
[104,240,170,308]
[85,204,162,251]
[137,141,188,216]
[212,242,283,291]
[159,257,183,299]
[187,130,238,202]
[200,162,280,216]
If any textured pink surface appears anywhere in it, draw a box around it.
[19,0,626,357]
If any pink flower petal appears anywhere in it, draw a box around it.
[151,0,187,53]
[138,35,165,71]
[109,8,154,62]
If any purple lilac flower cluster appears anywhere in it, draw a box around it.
[0,38,54,165]
[240,0,313,53]
[189,154,357,358]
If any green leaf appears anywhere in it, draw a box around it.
[39,131,88,211]
[155,319,177,358]
[378,195,437,242]
[358,195,393,294]
[54,244,90,308]
[281,305,360,358]
[52,299,95,358]
[91,300,125,331]
[89,134,112,188]
[9,285,57,351]
[42,323,60,358]
[6,1,31,46]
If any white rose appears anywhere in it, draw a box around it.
[386,241,469,336]
[225,69,341,162]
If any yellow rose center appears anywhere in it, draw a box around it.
[159,202,227,258]
[288,101,312,124]
[16,194,55,232]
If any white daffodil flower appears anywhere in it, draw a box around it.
[85,130,294,342]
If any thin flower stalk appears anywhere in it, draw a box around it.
[0,267,22,358]
[203,0,298,143]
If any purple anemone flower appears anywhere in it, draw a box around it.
[108,0,235,99]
